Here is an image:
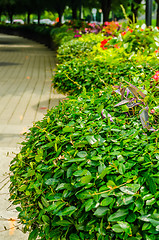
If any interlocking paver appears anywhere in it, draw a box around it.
[0,33,65,239]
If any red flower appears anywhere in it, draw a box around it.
[151,109,155,114]
[121,31,126,36]
[101,39,108,45]
[153,74,159,80]
[114,44,119,48]
[100,38,111,50]
[127,27,133,33]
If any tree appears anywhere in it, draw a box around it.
[46,0,68,23]
[0,0,17,23]
[129,0,142,22]
[98,0,112,22]
[155,0,159,26]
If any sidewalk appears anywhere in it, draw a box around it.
[0,33,65,239]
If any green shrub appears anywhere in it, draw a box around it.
[53,56,158,95]
[9,89,159,239]
[50,25,75,49]
[57,34,104,63]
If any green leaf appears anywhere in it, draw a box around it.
[19,185,27,191]
[142,223,151,231]
[63,126,74,132]
[56,183,71,191]
[80,175,92,184]
[85,199,95,212]
[45,178,58,185]
[107,180,116,189]
[120,184,140,195]
[46,202,65,212]
[121,196,134,206]
[55,220,72,226]
[73,169,90,177]
[28,229,38,240]
[38,201,43,209]
[146,198,156,205]
[146,176,157,194]
[41,196,49,208]
[86,135,97,145]
[108,209,129,222]
[112,224,123,233]
[42,215,50,223]
[69,233,80,240]
[126,212,136,223]
[101,197,113,206]
[156,225,159,231]
[76,190,93,199]
[99,168,110,179]
[98,162,106,175]
[77,151,87,158]
[118,221,132,235]
[93,207,109,217]
[57,206,77,216]
[142,194,154,200]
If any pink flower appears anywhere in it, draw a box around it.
[74,34,82,38]
[104,21,110,26]
[115,21,119,26]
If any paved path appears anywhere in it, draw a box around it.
[0,33,65,239]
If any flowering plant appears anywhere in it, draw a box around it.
[99,24,159,55]
[102,21,122,36]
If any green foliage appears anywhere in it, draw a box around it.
[10,89,159,239]
[57,34,104,63]
[53,55,158,95]
[7,21,159,240]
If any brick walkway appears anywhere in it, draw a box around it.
[0,33,65,239]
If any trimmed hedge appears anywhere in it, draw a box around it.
[10,89,159,239]
[8,22,159,240]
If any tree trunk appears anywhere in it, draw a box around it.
[129,0,142,23]
[100,0,112,23]
[71,0,78,19]
[27,11,31,24]
[156,0,159,26]
[58,11,62,23]
[72,6,77,19]
[9,12,13,24]
[131,3,138,22]
[37,11,41,24]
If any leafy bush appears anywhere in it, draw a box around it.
[9,89,159,239]
[50,25,75,49]
[53,55,158,95]
[57,34,104,63]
